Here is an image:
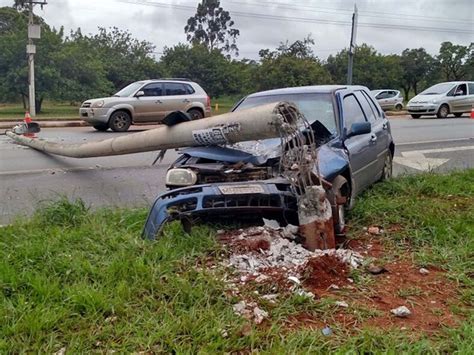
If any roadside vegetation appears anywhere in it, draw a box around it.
[1,170,472,353]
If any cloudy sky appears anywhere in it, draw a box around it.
[1,0,472,60]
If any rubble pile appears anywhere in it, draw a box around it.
[218,223,363,279]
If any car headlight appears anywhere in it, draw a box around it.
[93,100,105,108]
[166,168,198,186]
[430,99,439,104]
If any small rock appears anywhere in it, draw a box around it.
[288,276,301,285]
[54,347,66,355]
[367,264,388,275]
[220,329,229,338]
[253,306,268,324]
[335,301,349,308]
[262,218,280,230]
[419,268,430,275]
[261,294,278,301]
[391,306,411,318]
[233,301,247,314]
[328,284,340,290]
[368,226,381,235]
[322,326,332,336]
[296,290,315,299]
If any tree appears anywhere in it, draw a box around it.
[325,44,402,89]
[399,48,435,100]
[436,41,473,81]
[256,37,332,91]
[184,0,239,56]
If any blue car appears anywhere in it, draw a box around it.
[144,85,395,238]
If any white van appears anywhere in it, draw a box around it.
[407,81,474,119]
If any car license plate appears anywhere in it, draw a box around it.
[218,184,265,195]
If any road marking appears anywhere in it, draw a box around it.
[396,138,473,146]
[394,145,474,171]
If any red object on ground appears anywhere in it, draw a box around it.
[23,111,35,137]
[470,106,474,119]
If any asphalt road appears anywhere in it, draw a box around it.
[1,115,473,224]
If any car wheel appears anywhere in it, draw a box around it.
[109,110,132,132]
[395,103,403,111]
[436,104,449,119]
[187,109,204,120]
[93,123,108,131]
[411,114,421,119]
[380,152,393,181]
[329,175,350,236]
[454,112,463,118]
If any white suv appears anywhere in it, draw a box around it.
[80,79,211,131]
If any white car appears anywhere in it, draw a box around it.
[371,89,404,111]
[407,81,474,119]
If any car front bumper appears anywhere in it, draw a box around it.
[79,107,112,125]
[407,103,439,115]
[143,180,297,239]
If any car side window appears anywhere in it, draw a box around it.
[455,84,467,96]
[142,83,163,97]
[361,90,382,119]
[185,84,195,94]
[343,94,367,132]
[447,86,457,96]
[376,91,387,99]
[165,83,187,96]
[469,83,474,95]
[355,91,377,122]
[387,91,396,98]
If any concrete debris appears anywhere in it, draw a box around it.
[367,264,388,275]
[419,267,430,275]
[261,294,278,301]
[335,301,349,308]
[322,326,332,336]
[262,218,281,230]
[390,306,411,318]
[232,300,268,324]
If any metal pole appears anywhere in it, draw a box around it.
[347,4,358,85]
[28,0,36,116]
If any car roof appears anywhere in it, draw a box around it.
[246,85,367,98]
[138,79,196,85]
[371,89,399,92]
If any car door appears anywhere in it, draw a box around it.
[386,91,397,109]
[356,90,391,176]
[133,83,166,122]
[340,93,378,195]
[161,83,191,116]
[376,91,390,110]
[451,83,470,112]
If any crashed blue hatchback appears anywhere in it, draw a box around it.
[143,85,395,239]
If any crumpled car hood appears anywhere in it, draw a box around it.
[181,137,349,181]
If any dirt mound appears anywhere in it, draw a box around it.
[300,254,349,290]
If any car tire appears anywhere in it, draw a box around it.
[411,114,421,119]
[436,104,449,119]
[187,109,204,120]
[329,175,350,236]
[380,152,393,181]
[93,123,108,131]
[395,103,403,111]
[109,110,132,132]
[454,112,463,118]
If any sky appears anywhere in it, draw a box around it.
[1,0,473,60]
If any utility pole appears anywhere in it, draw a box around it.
[347,4,358,85]
[26,0,47,116]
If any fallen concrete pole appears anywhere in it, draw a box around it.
[6,102,299,158]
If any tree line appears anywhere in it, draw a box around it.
[0,3,473,113]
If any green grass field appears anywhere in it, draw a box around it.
[1,170,473,352]
[0,97,238,121]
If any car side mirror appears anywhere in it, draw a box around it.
[348,121,371,137]
[135,90,145,97]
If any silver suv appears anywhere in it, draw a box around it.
[80,79,211,131]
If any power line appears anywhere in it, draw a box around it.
[117,0,473,35]
[249,0,474,24]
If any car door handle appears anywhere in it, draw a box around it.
[155,100,163,104]
[183,99,190,103]
[370,134,377,142]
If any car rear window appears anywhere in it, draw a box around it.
[234,93,337,134]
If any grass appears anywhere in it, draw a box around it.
[1,171,473,352]
[0,96,240,121]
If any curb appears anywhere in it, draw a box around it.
[0,121,88,130]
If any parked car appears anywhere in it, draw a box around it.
[371,89,404,111]
[143,85,395,239]
[79,79,211,131]
[407,81,474,119]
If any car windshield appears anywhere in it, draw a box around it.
[113,82,144,97]
[234,93,337,134]
[421,83,456,95]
